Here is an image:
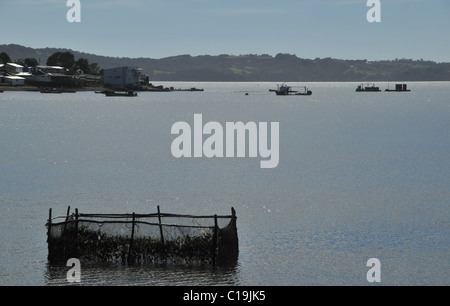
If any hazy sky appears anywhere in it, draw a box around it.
[1,0,449,61]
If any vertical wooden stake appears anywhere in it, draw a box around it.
[128,212,136,264]
[47,208,52,241]
[63,206,71,233]
[157,206,165,245]
[75,208,79,236]
[212,214,218,267]
[47,208,53,261]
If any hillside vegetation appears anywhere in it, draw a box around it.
[2,44,449,82]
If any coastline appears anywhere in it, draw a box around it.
[0,84,204,93]
[0,85,106,92]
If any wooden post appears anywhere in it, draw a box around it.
[75,208,79,236]
[63,206,71,233]
[47,208,52,241]
[211,214,218,267]
[47,208,53,262]
[157,206,165,245]
[128,212,136,264]
[231,207,239,257]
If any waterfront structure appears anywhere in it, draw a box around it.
[103,67,147,89]
[5,62,24,74]
[4,75,25,86]
[29,66,67,75]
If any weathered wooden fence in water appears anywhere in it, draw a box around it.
[46,206,238,267]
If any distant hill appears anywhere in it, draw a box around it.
[1,44,450,82]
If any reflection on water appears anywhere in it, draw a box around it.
[45,261,241,286]
[1,82,449,286]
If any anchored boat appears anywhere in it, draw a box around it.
[40,88,63,94]
[356,84,381,92]
[272,84,312,96]
[103,90,138,97]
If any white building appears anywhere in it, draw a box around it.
[4,76,25,86]
[5,63,24,73]
[103,67,144,89]
[27,66,68,84]
[29,66,67,75]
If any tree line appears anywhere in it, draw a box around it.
[0,51,102,75]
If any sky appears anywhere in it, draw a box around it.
[1,0,450,62]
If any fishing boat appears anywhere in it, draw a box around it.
[103,90,138,97]
[273,84,312,96]
[175,87,204,92]
[40,88,63,94]
[356,84,381,92]
[189,87,204,92]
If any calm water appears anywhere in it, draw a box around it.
[0,82,449,286]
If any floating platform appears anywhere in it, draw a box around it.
[46,206,238,267]
[385,84,411,92]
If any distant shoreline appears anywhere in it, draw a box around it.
[2,44,450,83]
[0,85,106,92]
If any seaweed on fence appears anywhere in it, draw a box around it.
[46,206,238,267]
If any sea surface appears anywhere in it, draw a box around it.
[0,82,449,286]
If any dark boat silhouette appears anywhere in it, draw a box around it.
[356,84,381,92]
[385,84,411,92]
[103,90,138,97]
[40,88,63,94]
[272,84,312,96]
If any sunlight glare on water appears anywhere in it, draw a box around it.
[0,82,449,285]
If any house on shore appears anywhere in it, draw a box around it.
[29,66,68,75]
[4,75,25,86]
[103,67,148,89]
[0,63,26,86]
[27,65,79,87]
[5,62,24,74]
